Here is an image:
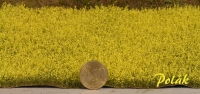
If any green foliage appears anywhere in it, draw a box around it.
[0,0,200,9]
[0,4,200,88]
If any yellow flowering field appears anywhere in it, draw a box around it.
[0,4,200,88]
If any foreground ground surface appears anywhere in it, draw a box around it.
[0,88,200,94]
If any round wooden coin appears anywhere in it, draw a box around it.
[80,60,108,90]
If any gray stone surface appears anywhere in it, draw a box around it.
[0,88,200,94]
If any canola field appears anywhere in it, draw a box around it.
[0,4,200,88]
